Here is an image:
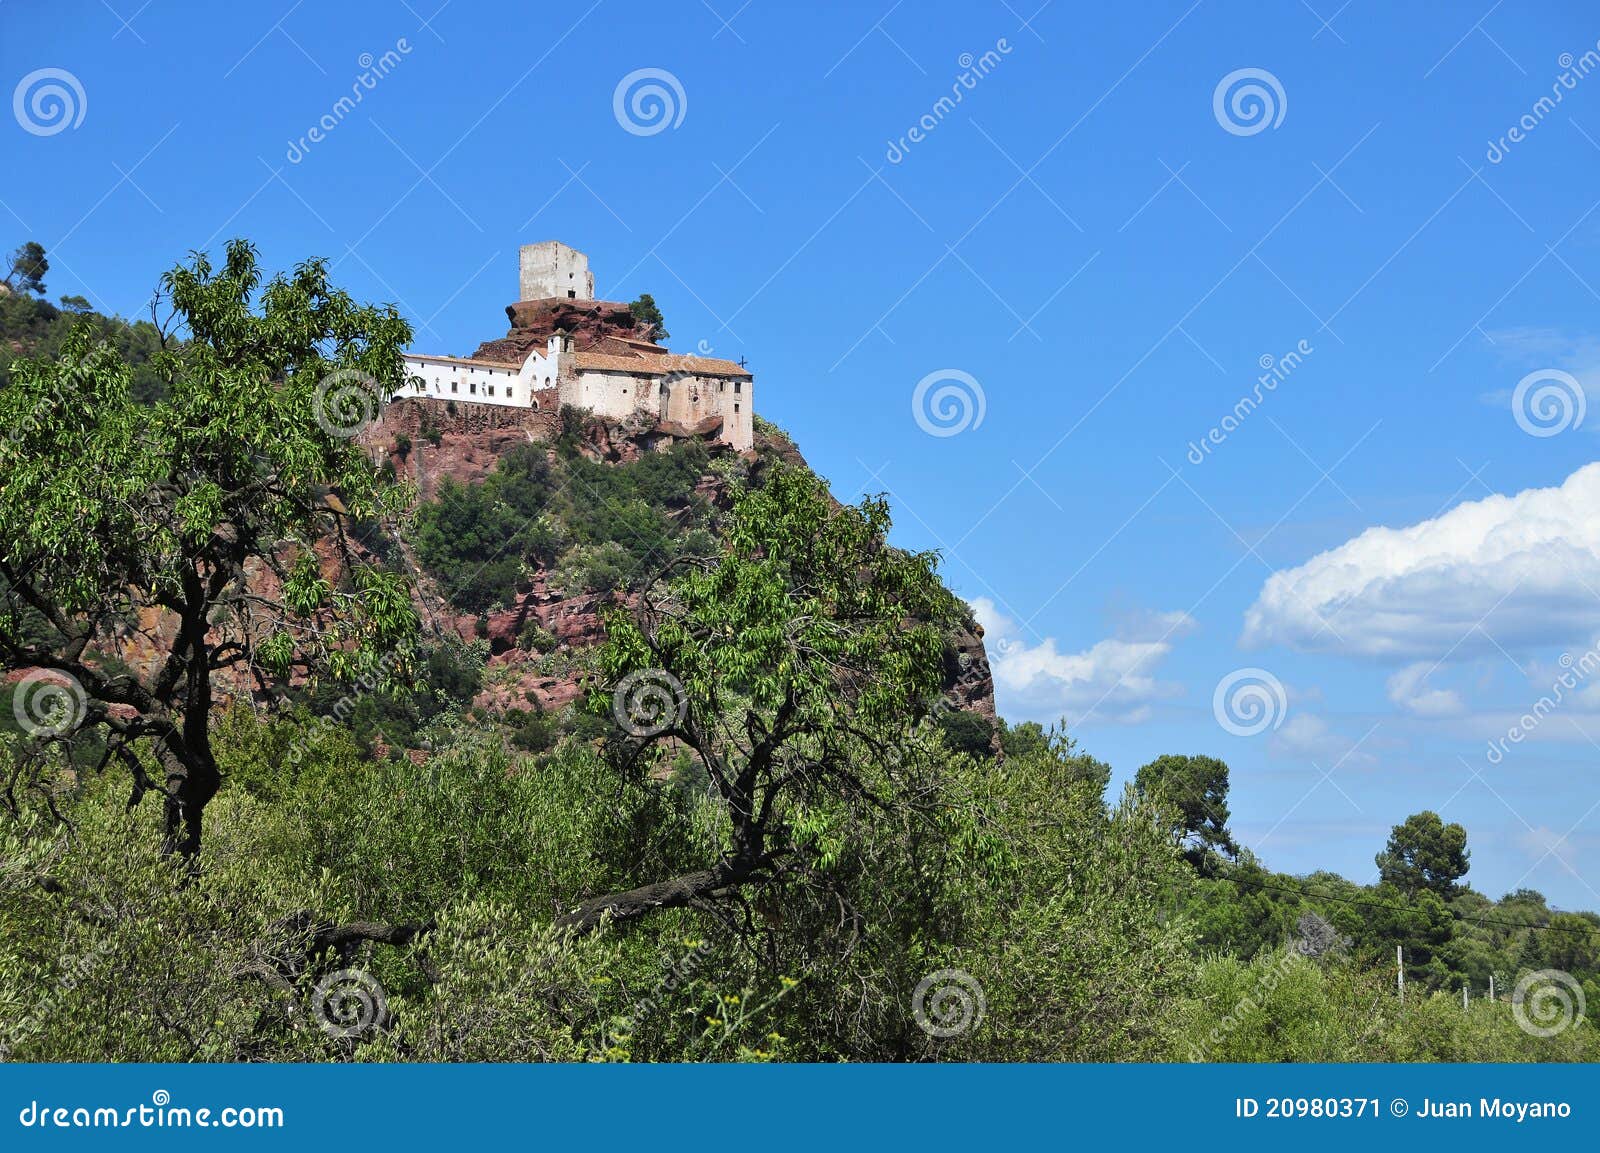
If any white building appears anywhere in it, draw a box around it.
[400,244,754,451]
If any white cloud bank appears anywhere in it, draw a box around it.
[971,598,1192,724]
[1243,461,1600,660]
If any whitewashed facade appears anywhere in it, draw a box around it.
[402,332,754,450]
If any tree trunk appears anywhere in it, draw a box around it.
[160,743,221,861]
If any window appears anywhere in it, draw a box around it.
[451,382,458,393]
[734,381,742,393]
[567,290,576,299]
[734,403,740,412]
[470,382,477,395]
[488,385,495,397]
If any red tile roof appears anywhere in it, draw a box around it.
[571,351,751,378]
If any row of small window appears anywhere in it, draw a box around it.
[412,378,506,397]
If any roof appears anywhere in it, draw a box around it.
[404,353,521,370]
[572,351,752,378]
[609,335,671,353]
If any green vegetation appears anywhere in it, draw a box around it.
[1135,753,1239,873]
[1,242,166,403]
[1,241,1596,1063]
[3,241,49,295]
[627,292,668,342]
[410,432,713,611]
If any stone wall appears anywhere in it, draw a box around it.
[359,396,560,500]
[518,241,593,302]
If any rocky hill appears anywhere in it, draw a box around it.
[360,399,997,731]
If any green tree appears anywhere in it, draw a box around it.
[0,239,417,859]
[1542,913,1600,977]
[1376,810,1470,897]
[563,465,957,931]
[627,293,669,342]
[935,708,995,759]
[1135,754,1239,872]
[3,241,48,295]
[998,720,1110,795]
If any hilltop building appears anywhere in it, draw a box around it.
[400,242,753,451]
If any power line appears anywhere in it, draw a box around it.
[1211,870,1600,938]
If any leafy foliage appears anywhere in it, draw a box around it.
[410,436,711,611]
[0,240,416,858]
[3,241,48,295]
[0,274,166,401]
[627,293,668,342]
[1135,753,1239,872]
[1376,809,1471,896]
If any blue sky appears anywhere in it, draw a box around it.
[7,0,1600,907]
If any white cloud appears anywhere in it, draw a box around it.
[972,597,1192,724]
[1243,461,1600,659]
[1385,662,1465,717]
[1268,712,1377,767]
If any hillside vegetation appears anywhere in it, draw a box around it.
[0,242,1595,1062]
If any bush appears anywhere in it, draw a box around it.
[936,709,994,759]
[518,619,557,653]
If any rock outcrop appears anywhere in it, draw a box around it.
[468,298,663,365]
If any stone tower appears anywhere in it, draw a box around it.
[519,241,594,302]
